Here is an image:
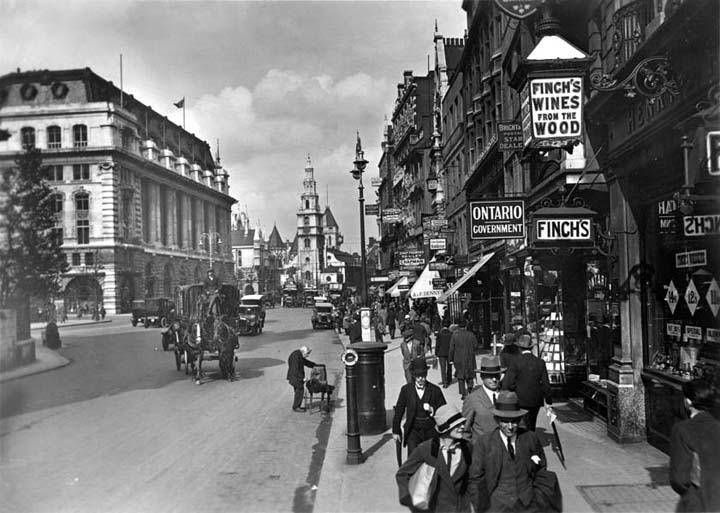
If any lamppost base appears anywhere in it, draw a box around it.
[345,435,364,465]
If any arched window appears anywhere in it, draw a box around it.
[47,126,61,149]
[303,216,309,225]
[21,127,35,150]
[304,238,310,248]
[305,271,312,282]
[73,124,88,148]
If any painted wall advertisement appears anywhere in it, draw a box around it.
[524,76,583,148]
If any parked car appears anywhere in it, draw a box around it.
[131,297,175,328]
[240,294,266,328]
[235,305,263,335]
[312,302,335,329]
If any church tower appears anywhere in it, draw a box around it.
[297,155,324,290]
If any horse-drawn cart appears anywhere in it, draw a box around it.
[163,283,242,383]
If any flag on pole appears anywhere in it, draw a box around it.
[174,97,185,109]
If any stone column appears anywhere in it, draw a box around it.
[607,173,646,443]
[167,188,177,248]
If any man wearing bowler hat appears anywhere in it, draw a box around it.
[392,357,447,458]
[499,332,521,374]
[469,391,549,513]
[463,355,504,442]
[501,333,553,432]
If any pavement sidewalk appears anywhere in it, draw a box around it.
[314,332,674,513]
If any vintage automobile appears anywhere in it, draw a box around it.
[235,305,263,335]
[311,302,335,329]
[240,294,266,328]
[131,297,175,328]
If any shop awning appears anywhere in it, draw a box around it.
[385,276,409,297]
[409,264,441,300]
[437,252,495,303]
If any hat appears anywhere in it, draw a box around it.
[404,314,411,320]
[516,334,533,349]
[410,357,429,376]
[300,346,312,357]
[477,355,503,375]
[402,328,414,340]
[434,404,466,434]
[492,391,528,418]
[207,269,215,274]
[503,333,516,346]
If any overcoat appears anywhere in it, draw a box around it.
[435,327,452,358]
[396,437,473,513]
[462,387,497,442]
[502,352,552,409]
[286,349,315,388]
[392,381,447,446]
[448,328,477,380]
[669,410,720,512]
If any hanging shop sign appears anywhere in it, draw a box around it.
[657,199,677,234]
[529,206,596,248]
[493,0,541,19]
[432,278,447,289]
[365,204,379,216]
[370,177,383,187]
[675,249,707,268]
[683,214,720,236]
[469,199,526,240]
[382,208,402,224]
[429,238,446,251]
[498,121,524,152]
[522,76,583,149]
[398,250,425,270]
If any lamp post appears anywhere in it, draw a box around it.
[199,232,222,271]
[351,132,369,307]
[92,249,104,320]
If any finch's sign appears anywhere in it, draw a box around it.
[524,77,583,148]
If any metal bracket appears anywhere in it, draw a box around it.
[589,56,679,101]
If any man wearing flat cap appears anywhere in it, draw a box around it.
[393,357,447,459]
[463,355,504,442]
[501,334,553,431]
[468,391,550,512]
[396,404,473,512]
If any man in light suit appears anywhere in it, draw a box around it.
[670,379,720,512]
[463,355,503,443]
[392,357,447,458]
[468,391,549,512]
[501,334,552,431]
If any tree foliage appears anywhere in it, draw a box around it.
[0,149,67,308]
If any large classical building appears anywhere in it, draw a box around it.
[0,68,236,314]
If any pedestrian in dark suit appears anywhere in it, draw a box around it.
[393,358,447,458]
[468,391,552,513]
[449,318,477,399]
[670,379,720,513]
[501,334,552,431]
[347,311,362,343]
[286,346,316,412]
[396,404,473,512]
[463,355,503,443]
[435,319,453,388]
[499,333,521,376]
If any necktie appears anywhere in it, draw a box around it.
[507,440,515,459]
[446,447,455,474]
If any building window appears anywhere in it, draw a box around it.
[85,252,95,267]
[305,271,311,282]
[73,164,90,181]
[73,124,88,148]
[51,227,63,246]
[75,191,89,212]
[304,238,311,249]
[52,193,63,214]
[47,126,62,149]
[47,165,63,181]
[21,127,35,150]
[72,252,81,266]
[77,220,89,244]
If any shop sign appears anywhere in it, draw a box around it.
[685,325,703,341]
[432,278,446,288]
[382,208,402,224]
[469,199,526,240]
[392,169,405,186]
[707,131,720,175]
[526,77,583,147]
[370,276,390,283]
[707,328,720,343]
[398,250,425,270]
[498,121,524,151]
[707,278,720,317]
[431,219,448,230]
[676,249,707,268]
[365,204,379,216]
[683,214,720,236]
[370,177,383,187]
[666,323,682,338]
[657,199,677,233]
[685,278,700,316]
[493,0,541,19]
[665,280,679,315]
[430,262,450,271]
[429,238,446,251]
[535,218,593,241]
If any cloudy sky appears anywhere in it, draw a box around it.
[1,0,467,253]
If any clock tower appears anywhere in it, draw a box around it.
[297,155,325,290]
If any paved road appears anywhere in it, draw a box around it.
[0,308,345,513]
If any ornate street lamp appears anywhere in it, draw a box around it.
[199,232,222,270]
[351,132,369,307]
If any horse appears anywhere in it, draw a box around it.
[186,315,238,384]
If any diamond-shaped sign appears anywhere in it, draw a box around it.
[685,278,700,316]
[665,280,679,315]
[707,278,720,317]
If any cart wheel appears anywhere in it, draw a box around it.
[160,317,169,328]
[174,350,181,371]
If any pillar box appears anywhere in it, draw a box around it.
[351,341,388,435]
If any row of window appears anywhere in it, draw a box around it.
[44,163,90,181]
[50,191,89,213]
[50,219,89,246]
[21,124,88,151]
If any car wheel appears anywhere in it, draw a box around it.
[132,320,137,327]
